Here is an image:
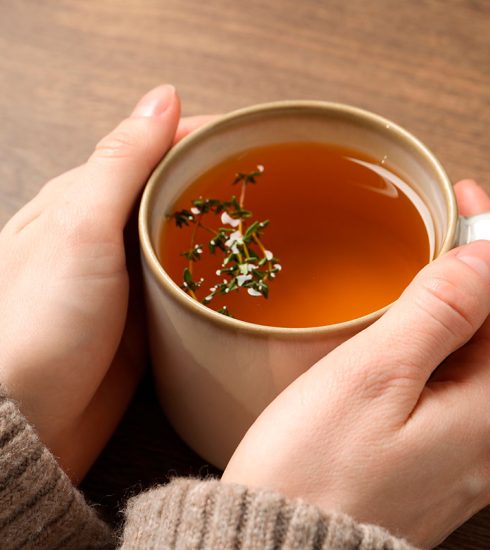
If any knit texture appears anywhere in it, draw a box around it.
[0,392,113,550]
[0,390,418,549]
[121,478,417,549]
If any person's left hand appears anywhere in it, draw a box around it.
[0,85,212,482]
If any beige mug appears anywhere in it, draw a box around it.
[139,101,490,469]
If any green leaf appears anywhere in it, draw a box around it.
[172,209,194,227]
[201,290,216,305]
[181,245,202,262]
[183,267,193,286]
[244,221,260,240]
[182,268,202,291]
[260,283,269,299]
[217,306,233,317]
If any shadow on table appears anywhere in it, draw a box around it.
[81,371,221,528]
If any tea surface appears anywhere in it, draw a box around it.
[160,142,430,327]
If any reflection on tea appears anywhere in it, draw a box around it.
[160,142,431,327]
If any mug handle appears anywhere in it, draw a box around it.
[457,213,490,245]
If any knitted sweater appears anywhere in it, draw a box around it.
[0,393,416,549]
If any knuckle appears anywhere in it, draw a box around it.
[48,206,75,235]
[45,205,122,260]
[92,125,140,161]
[41,206,124,279]
[46,203,98,246]
[417,275,479,340]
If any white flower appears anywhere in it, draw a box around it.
[247,288,262,297]
[273,263,282,271]
[190,207,201,215]
[221,212,241,227]
[228,230,243,242]
[265,250,273,261]
[225,230,243,254]
[237,274,252,287]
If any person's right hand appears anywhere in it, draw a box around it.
[223,180,490,549]
[0,84,215,482]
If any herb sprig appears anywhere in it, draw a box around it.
[170,165,281,317]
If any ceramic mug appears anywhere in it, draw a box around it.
[139,101,490,468]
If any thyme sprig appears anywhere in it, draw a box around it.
[170,165,281,317]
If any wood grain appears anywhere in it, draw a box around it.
[0,1,489,548]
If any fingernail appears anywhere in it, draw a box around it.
[456,243,490,282]
[131,84,176,118]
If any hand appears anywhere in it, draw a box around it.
[0,84,213,482]
[223,180,490,549]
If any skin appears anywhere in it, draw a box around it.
[0,84,489,547]
[0,85,214,482]
[223,183,490,548]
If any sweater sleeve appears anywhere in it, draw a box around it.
[0,391,113,549]
[120,478,418,550]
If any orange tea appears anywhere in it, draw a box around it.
[159,142,431,327]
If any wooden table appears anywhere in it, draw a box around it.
[1,1,489,548]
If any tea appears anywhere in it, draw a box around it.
[159,142,431,327]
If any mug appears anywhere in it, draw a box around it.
[139,101,490,468]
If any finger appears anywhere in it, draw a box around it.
[71,84,180,228]
[11,113,217,235]
[454,179,490,216]
[324,240,490,415]
[174,115,220,144]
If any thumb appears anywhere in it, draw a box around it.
[77,84,180,226]
[328,240,490,413]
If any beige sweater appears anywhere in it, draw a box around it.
[0,392,416,549]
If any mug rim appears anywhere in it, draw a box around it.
[139,100,457,336]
